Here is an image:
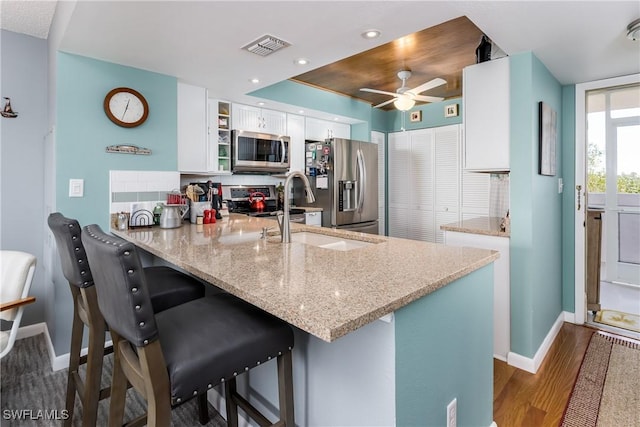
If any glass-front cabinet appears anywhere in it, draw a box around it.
[215,100,232,174]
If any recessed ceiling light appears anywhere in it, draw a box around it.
[257,102,265,106]
[361,29,381,39]
[250,78,260,84]
[298,110,305,114]
[294,58,310,66]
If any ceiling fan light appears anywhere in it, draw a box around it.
[394,96,415,111]
[627,18,640,41]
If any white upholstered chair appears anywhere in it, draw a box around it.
[0,250,37,359]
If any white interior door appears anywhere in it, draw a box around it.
[606,121,640,284]
[586,86,640,286]
[575,75,640,324]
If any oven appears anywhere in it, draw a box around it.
[232,130,290,173]
[222,185,306,223]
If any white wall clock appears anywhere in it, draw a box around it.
[103,87,149,128]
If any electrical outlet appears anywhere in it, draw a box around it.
[447,398,457,427]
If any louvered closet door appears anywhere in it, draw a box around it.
[410,129,435,242]
[461,171,490,220]
[434,125,461,243]
[388,132,410,238]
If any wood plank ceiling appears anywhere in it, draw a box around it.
[290,16,485,110]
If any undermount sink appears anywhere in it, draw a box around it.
[289,231,373,251]
[217,231,262,245]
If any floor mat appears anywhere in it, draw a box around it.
[594,309,640,333]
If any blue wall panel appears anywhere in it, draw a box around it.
[56,53,177,230]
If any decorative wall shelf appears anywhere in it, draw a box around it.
[106,144,151,155]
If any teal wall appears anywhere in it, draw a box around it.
[561,85,576,312]
[56,53,178,230]
[53,53,177,354]
[386,98,463,132]
[251,80,373,138]
[252,80,461,136]
[509,52,563,357]
[395,265,494,426]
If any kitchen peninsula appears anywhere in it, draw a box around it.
[112,214,498,426]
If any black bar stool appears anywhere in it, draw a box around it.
[48,213,209,426]
[82,224,295,427]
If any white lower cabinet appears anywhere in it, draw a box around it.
[444,230,510,360]
[305,211,322,226]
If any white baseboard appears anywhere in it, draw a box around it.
[489,422,498,427]
[207,388,253,427]
[51,337,114,372]
[11,322,113,372]
[563,310,576,324]
[15,322,47,340]
[507,312,565,374]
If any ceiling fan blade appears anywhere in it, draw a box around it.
[360,88,400,97]
[409,78,447,95]
[373,98,398,108]
[413,95,444,103]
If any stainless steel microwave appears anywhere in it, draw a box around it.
[232,130,290,173]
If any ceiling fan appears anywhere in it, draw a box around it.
[360,70,446,111]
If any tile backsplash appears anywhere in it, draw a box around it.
[109,170,180,214]
[489,174,510,218]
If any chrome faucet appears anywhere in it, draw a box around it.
[276,171,316,243]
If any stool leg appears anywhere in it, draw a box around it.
[277,351,295,426]
[197,393,209,425]
[139,341,171,427]
[108,334,128,427]
[224,378,239,427]
[81,287,106,427]
[64,285,84,427]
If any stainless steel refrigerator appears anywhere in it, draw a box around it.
[294,138,378,234]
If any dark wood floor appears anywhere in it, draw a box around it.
[493,323,596,427]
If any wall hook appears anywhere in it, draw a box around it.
[1,97,18,118]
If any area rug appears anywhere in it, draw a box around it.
[594,309,640,333]
[561,332,640,427]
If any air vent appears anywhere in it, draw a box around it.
[242,35,290,57]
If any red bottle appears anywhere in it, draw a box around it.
[202,209,216,224]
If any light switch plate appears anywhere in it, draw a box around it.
[69,179,84,197]
[558,178,564,194]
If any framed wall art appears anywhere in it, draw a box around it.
[538,101,557,176]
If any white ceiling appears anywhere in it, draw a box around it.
[2,1,640,116]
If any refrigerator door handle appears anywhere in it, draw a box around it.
[356,148,366,213]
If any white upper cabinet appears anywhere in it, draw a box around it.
[463,57,510,172]
[177,82,212,173]
[305,117,350,141]
[287,114,305,172]
[232,104,287,135]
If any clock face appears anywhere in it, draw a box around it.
[104,88,149,127]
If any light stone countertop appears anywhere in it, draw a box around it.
[440,216,510,238]
[295,206,323,213]
[112,214,498,342]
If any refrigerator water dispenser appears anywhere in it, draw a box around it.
[339,180,357,212]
